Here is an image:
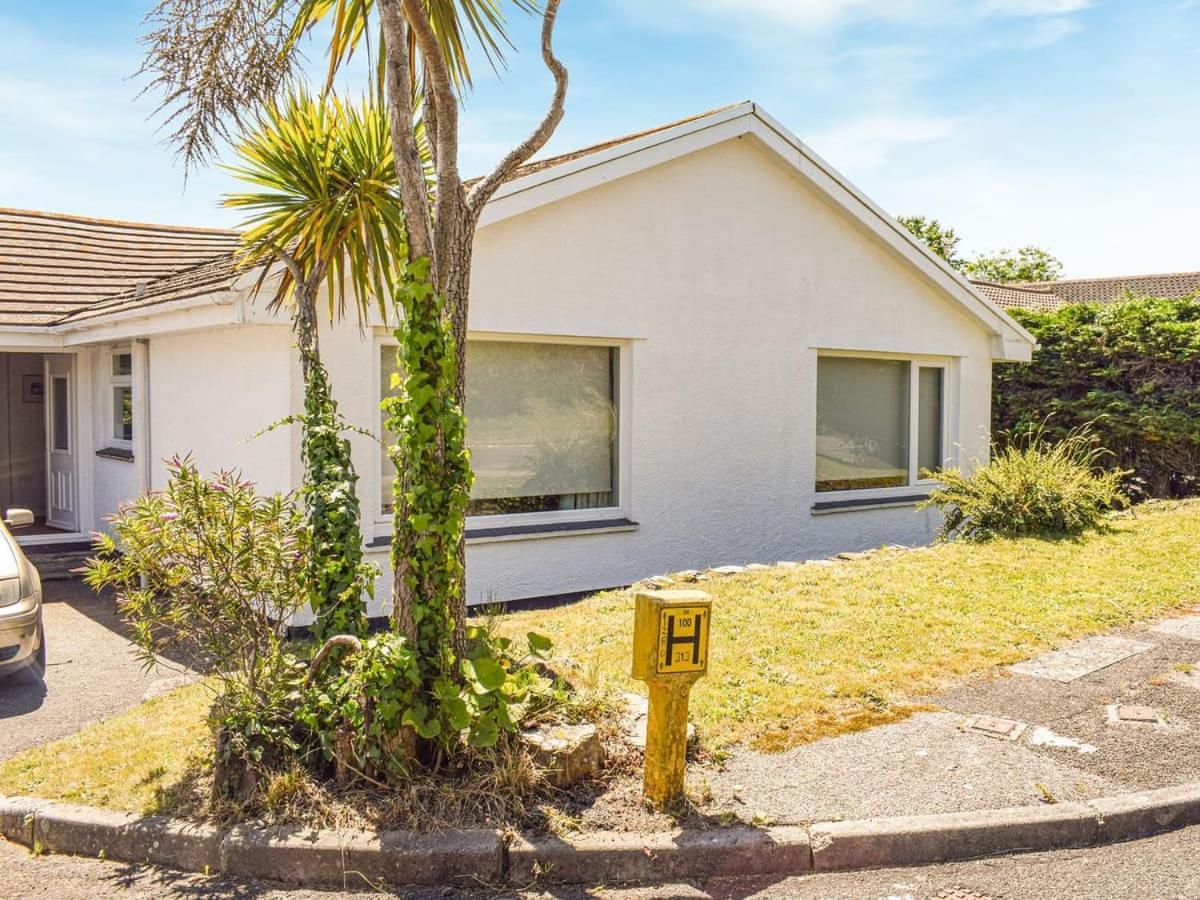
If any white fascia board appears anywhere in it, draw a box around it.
[59,292,246,345]
[0,329,66,350]
[747,106,1037,360]
[478,102,756,228]
[477,100,1035,363]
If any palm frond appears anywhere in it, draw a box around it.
[290,0,537,94]
[222,89,411,325]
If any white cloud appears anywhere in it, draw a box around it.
[1023,16,1083,46]
[808,113,959,171]
[981,0,1091,16]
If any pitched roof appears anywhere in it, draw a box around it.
[0,101,1032,357]
[970,280,1064,312]
[972,271,1200,312]
[1024,272,1200,305]
[1,112,737,329]
[0,207,240,326]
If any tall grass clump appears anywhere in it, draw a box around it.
[922,427,1129,541]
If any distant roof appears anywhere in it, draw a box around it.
[973,271,1200,312]
[1025,272,1200,305]
[0,208,240,326]
[970,280,1064,312]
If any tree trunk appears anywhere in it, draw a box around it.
[294,283,320,382]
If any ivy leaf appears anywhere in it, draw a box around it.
[526,632,553,659]
[462,656,507,693]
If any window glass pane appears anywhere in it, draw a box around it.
[113,386,133,442]
[112,352,132,377]
[380,347,400,513]
[816,357,909,492]
[52,376,69,451]
[380,342,618,516]
[917,367,943,476]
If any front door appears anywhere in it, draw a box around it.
[45,354,77,531]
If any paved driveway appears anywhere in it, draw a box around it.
[0,579,192,760]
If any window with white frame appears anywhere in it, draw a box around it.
[110,349,133,447]
[815,355,946,493]
[380,339,619,517]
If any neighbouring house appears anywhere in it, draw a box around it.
[973,271,1200,312]
[0,102,1034,617]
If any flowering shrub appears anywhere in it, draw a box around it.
[85,457,310,799]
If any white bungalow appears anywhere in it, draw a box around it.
[0,102,1034,616]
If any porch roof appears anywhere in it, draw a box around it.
[0,208,240,327]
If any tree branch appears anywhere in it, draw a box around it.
[467,0,567,217]
[422,69,439,174]
[399,0,461,196]
[378,0,434,263]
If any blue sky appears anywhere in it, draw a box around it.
[2,0,1197,276]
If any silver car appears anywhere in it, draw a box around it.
[0,509,44,679]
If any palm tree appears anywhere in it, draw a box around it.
[223,89,407,378]
[143,0,569,698]
[222,89,407,640]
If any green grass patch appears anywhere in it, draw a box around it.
[0,683,211,813]
[3,501,1198,814]
[503,501,1200,751]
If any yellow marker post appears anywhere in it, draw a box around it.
[631,589,712,810]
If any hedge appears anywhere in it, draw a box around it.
[994,295,1200,499]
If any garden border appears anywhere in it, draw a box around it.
[2,782,1200,888]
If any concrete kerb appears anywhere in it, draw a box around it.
[2,784,1199,887]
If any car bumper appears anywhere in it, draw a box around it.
[0,593,41,675]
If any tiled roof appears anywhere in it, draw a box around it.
[0,208,240,326]
[971,280,1064,312]
[1023,272,1200,305]
[973,271,1200,313]
[2,109,742,329]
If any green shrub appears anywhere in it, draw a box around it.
[995,296,1200,498]
[921,429,1129,540]
[297,624,558,784]
[84,457,310,800]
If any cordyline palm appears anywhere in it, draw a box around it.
[222,89,407,375]
[222,90,407,641]
[144,0,568,681]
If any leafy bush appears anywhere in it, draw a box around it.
[995,296,1200,498]
[297,624,556,784]
[85,456,307,692]
[921,429,1129,540]
[85,457,309,800]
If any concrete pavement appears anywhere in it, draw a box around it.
[2,824,1198,898]
[0,579,192,759]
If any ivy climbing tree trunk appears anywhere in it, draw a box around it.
[379,0,569,673]
[288,268,370,642]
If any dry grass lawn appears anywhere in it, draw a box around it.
[2,501,1198,814]
[502,501,1200,751]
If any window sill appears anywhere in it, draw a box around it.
[367,517,639,549]
[811,493,931,515]
[96,447,134,463]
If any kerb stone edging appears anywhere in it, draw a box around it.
[1,783,1199,888]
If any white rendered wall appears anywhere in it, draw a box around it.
[147,325,297,495]
[305,136,1002,615]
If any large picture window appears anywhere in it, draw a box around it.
[816,355,946,493]
[381,340,619,517]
